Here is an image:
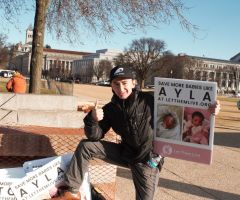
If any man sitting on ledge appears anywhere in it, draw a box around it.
[48,65,221,200]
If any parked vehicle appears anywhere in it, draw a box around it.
[145,84,155,89]
[0,70,15,78]
[95,80,110,86]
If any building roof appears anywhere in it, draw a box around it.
[230,53,240,61]
[43,48,93,56]
[187,55,240,65]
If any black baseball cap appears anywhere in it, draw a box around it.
[109,66,136,82]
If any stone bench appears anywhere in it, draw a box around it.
[0,93,86,128]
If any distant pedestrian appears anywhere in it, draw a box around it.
[6,69,27,93]
[237,100,240,110]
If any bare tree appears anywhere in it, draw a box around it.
[179,55,198,79]
[85,62,94,83]
[93,62,104,81]
[93,59,112,81]
[115,37,166,88]
[29,0,50,93]
[153,53,197,80]
[0,34,9,69]
[0,0,197,93]
[114,53,134,68]
[152,52,175,78]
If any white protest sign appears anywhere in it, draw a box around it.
[10,156,66,200]
[0,178,19,200]
[154,77,217,164]
[155,77,217,109]
[0,167,26,200]
[23,153,73,173]
[23,153,91,200]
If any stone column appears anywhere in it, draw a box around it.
[226,73,229,88]
[220,72,223,88]
[200,71,203,81]
[206,71,210,81]
[236,69,240,93]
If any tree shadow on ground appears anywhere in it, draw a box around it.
[159,177,240,200]
[117,167,240,200]
[214,131,240,148]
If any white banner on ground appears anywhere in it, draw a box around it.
[0,167,26,200]
[0,167,26,179]
[23,153,73,173]
[21,153,91,200]
[10,156,66,200]
[0,178,19,200]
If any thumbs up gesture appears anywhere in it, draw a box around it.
[91,99,104,122]
[208,100,221,116]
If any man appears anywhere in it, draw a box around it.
[50,66,220,200]
[6,69,27,93]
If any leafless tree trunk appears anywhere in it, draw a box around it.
[0,34,9,69]
[29,0,50,93]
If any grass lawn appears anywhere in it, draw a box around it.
[218,96,239,103]
[0,81,8,92]
[0,80,56,95]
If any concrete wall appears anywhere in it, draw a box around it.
[0,93,86,128]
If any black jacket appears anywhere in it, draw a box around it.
[84,89,154,164]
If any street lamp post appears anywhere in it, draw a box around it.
[170,69,173,78]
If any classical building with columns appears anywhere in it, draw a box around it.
[9,25,92,79]
[186,55,240,94]
[9,48,92,80]
[41,48,91,80]
[72,49,122,83]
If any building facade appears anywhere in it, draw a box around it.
[9,25,92,80]
[9,48,92,80]
[72,49,122,83]
[41,48,91,80]
[188,55,240,94]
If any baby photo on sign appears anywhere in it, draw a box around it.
[156,105,183,141]
[182,107,211,145]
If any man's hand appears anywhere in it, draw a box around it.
[208,100,221,116]
[91,100,104,122]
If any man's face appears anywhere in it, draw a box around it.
[111,78,136,99]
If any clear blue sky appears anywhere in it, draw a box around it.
[2,0,240,60]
